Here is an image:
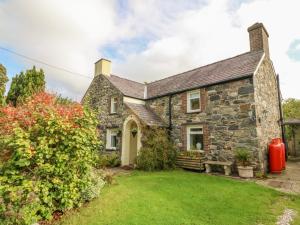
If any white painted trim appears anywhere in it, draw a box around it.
[121,114,142,166]
[123,96,145,105]
[186,125,204,151]
[106,129,118,150]
[253,52,265,76]
[144,85,147,99]
[187,90,201,113]
[110,97,117,113]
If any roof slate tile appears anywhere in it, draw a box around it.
[125,102,166,126]
[106,50,264,99]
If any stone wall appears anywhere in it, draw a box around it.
[253,58,281,171]
[82,60,281,172]
[147,78,261,169]
[147,96,170,124]
[82,74,125,152]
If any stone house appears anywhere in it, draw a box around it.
[83,23,282,172]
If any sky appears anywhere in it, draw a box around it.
[0,0,300,101]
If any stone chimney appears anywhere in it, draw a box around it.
[94,58,111,76]
[248,23,270,58]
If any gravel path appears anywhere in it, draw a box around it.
[276,209,297,225]
[256,161,300,194]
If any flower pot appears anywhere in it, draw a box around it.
[237,166,254,178]
[131,130,137,137]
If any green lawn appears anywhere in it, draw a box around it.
[58,170,300,225]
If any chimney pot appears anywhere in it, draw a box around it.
[94,58,111,76]
[248,22,270,58]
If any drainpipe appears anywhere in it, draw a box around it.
[276,74,287,159]
[168,95,173,138]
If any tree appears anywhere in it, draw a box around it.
[0,64,8,106]
[283,98,300,119]
[283,98,300,139]
[6,66,45,106]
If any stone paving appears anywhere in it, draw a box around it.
[256,161,300,194]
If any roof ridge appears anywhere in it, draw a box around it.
[110,50,263,87]
[147,50,263,86]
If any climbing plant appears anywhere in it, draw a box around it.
[136,126,178,171]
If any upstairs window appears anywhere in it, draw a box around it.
[187,90,200,112]
[110,97,118,114]
[106,129,118,150]
[187,126,204,151]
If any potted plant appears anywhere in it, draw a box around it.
[235,148,254,178]
[131,127,138,137]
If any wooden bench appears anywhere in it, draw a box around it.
[176,155,205,171]
[204,160,233,176]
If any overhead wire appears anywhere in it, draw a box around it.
[0,46,92,79]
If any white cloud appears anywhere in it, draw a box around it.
[295,43,300,51]
[0,0,299,100]
[115,0,300,99]
[115,0,247,82]
[0,0,120,100]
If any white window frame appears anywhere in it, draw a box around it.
[187,125,204,151]
[110,97,118,114]
[187,90,201,113]
[106,129,118,150]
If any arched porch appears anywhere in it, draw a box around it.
[121,115,142,166]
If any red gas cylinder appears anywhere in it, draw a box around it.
[269,138,282,174]
[281,141,286,170]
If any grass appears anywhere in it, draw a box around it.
[58,170,300,225]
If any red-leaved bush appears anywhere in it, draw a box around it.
[0,92,83,136]
[0,92,103,225]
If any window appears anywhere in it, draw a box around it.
[110,97,118,114]
[187,90,200,112]
[106,129,118,150]
[187,126,204,151]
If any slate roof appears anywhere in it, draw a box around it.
[107,75,145,99]
[125,102,166,126]
[106,50,264,99]
[147,51,264,98]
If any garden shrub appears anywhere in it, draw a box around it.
[136,127,178,171]
[81,169,105,201]
[0,92,103,224]
[102,171,115,185]
[96,152,121,168]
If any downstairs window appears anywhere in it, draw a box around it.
[187,126,204,151]
[106,129,118,150]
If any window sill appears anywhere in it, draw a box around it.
[105,148,118,151]
[186,110,201,114]
[187,149,205,153]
